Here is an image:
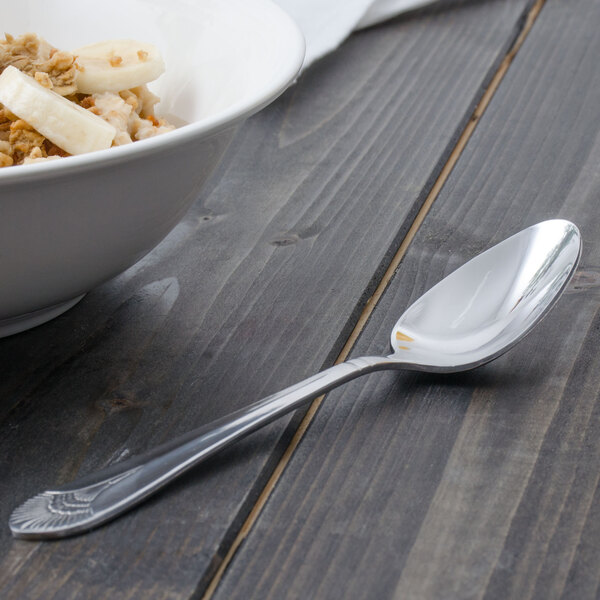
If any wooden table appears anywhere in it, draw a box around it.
[2,0,599,597]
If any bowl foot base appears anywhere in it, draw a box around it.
[0,294,86,338]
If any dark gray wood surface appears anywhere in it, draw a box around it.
[0,0,565,597]
[212,0,600,599]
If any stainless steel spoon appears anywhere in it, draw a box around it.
[9,219,581,539]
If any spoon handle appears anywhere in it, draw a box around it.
[10,355,395,539]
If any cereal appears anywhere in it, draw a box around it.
[0,33,174,167]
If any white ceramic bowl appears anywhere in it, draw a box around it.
[0,0,304,336]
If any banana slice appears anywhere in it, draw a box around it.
[74,40,165,94]
[0,65,116,155]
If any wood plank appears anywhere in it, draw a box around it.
[0,1,533,597]
[212,0,600,599]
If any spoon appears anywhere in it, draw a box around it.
[9,219,581,539]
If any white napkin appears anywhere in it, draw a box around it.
[273,0,436,68]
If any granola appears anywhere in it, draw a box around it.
[0,33,174,167]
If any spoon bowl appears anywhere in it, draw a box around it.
[9,220,581,539]
[390,219,580,371]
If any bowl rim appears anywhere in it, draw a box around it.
[0,0,305,185]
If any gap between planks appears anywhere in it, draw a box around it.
[200,1,546,597]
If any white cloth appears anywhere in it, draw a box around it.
[273,0,436,68]
[357,0,436,28]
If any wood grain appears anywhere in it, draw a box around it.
[0,1,534,597]
[212,0,600,598]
